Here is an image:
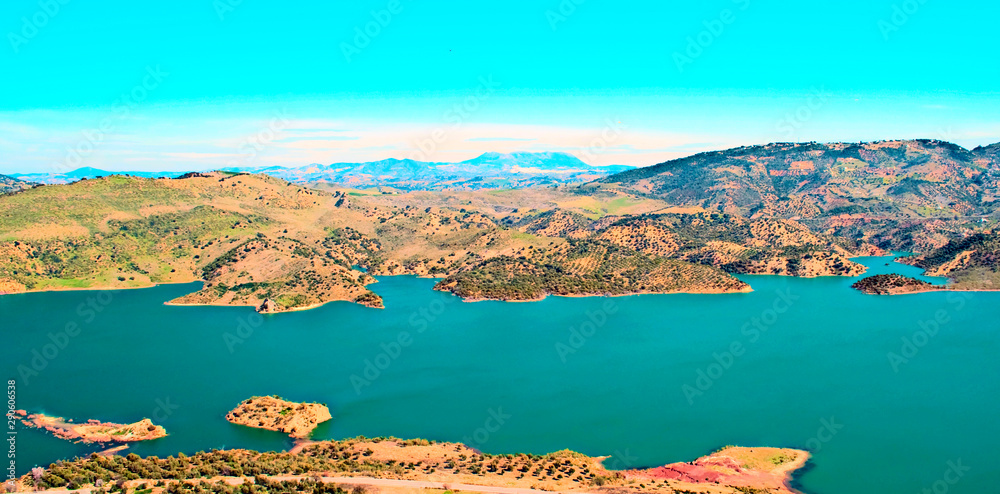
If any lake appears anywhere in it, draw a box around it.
[2,255,997,494]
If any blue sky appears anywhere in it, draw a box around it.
[1,0,998,173]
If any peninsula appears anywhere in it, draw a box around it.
[851,274,943,295]
[15,411,167,444]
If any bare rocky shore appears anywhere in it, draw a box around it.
[225,396,332,438]
[15,411,166,444]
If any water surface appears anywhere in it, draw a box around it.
[2,255,997,494]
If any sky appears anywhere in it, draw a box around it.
[1,0,999,173]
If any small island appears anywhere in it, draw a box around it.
[225,396,332,438]
[16,411,167,444]
[851,274,944,295]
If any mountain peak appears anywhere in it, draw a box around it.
[461,151,590,170]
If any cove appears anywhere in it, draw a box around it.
[1,255,998,494]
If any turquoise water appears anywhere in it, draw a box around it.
[2,255,998,493]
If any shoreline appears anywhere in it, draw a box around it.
[778,450,812,494]
[163,298,361,313]
[0,279,383,313]
[0,278,201,296]
[625,446,810,494]
[13,438,812,494]
[437,285,756,303]
[7,269,996,311]
[876,286,996,296]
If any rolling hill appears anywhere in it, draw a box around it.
[901,231,1000,289]
[598,139,1000,219]
[3,140,999,308]
[0,174,34,194]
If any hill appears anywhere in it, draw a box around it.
[435,238,750,301]
[598,139,1000,220]
[506,210,876,277]
[0,174,34,194]
[0,172,875,308]
[3,158,997,308]
[592,213,873,276]
[851,274,940,295]
[902,232,1000,289]
[0,173,383,311]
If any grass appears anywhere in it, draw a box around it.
[952,267,1000,290]
[485,188,516,196]
[509,231,539,242]
[49,278,92,288]
[767,453,795,466]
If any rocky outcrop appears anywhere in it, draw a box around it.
[257,298,281,313]
[226,396,332,438]
[18,412,167,444]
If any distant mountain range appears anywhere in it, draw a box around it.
[8,141,1000,207]
[228,152,634,190]
[9,167,186,185]
[5,153,631,191]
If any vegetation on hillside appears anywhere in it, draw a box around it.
[0,174,380,311]
[901,232,1000,289]
[0,174,33,194]
[2,154,998,307]
[14,437,796,494]
[599,140,1000,220]
[435,238,749,300]
[851,274,939,295]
